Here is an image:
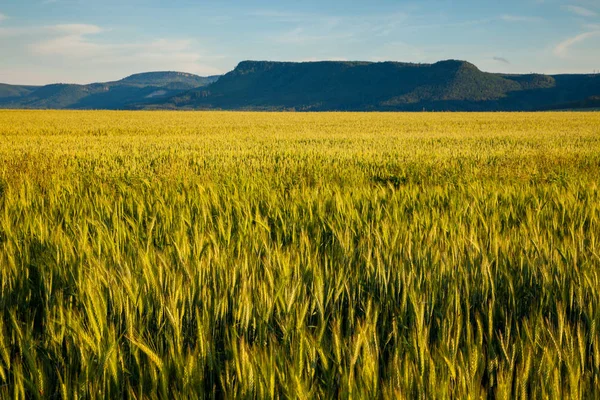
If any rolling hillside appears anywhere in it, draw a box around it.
[0,72,220,109]
[0,84,39,100]
[2,61,599,111]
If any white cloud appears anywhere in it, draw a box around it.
[0,13,7,22]
[31,31,222,76]
[1,22,222,83]
[564,5,597,17]
[500,15,542,22]
[554,30,600,57]
[51,24,103,35]
[0,24,101,39]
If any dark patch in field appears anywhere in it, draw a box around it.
[371,174,408,188]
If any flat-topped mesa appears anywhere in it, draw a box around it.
[169,58,586,110]
[232,59,475,74]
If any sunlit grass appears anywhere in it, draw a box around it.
[1,110,599,398]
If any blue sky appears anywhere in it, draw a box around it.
[0,0,599,84]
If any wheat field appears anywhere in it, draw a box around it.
[1,110,599,398]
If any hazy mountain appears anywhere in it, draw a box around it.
[2,61,599,111]
[158,60,600,111]
[544,96,600,111]
[0,84,38,100]
[117,71,220,89]
[0,72,220,110]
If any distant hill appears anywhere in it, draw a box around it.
[0,84,38,100]
[0,72,220,109]
[2,61,599,111]
[544,95,600,111]
[158,60,600,111]
[117,71,220,89]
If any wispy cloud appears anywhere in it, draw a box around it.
[564,5,597,17]
[51,24,104,35]
[554,30,600,57]
[0,26,43,37]
[254,10,354,45]
[369,12,410,37]
[249,9,343,31]
[401,14,539,32]
[33,28,220,73]
[1,22,222,82]
[31,25,107,57]
[390,14,540,31]
[493,56,510,64]
[0,24,102,38]
[273,27,354,45]
[249,10,314,22]
[500,15,543,22]
[255,9,410,41]
[0,13,7,22]
[256,8,540,49]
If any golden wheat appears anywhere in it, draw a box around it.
[0,110,599,398]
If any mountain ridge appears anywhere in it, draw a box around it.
[0,71,220,109]
[157,60,600,111]
[2,61,599,111]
